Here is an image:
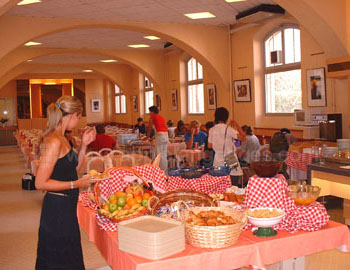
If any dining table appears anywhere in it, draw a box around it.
[176,149,206,167]
[77,202,350,270]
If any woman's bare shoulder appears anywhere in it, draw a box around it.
[42,134,62,150]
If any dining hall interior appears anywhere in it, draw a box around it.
[1,0,350,270]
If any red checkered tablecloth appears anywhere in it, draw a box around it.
[78,191,98,210]
[167,174,231,194]
[286,151,319,171]
[244,174,329,232]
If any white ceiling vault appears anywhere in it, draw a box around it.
[5,0,277,73]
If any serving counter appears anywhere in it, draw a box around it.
[77,202,350,270]
[307,162,350,225]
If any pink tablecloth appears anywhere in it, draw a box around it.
[77,202,350,270]
[167,174,231,194]
[167,142,186,156]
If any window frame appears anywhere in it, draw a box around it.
[144,76,154,114]
[114,84,127,114]
[263,24,301,115]
[186,57,204,115]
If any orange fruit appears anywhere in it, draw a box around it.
[116,190,126,198]
[134,196,142,204]
[110,199,117,204]
[127,198,137,207]
[143,193,151,200]
[124,204,131,210]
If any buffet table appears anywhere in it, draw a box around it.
[77,202,350,270]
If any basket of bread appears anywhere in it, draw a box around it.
[182,206,247,248]
[94,167,153,222]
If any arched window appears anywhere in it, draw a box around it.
[115,85,126,114]
[144,76,154,114]
[264,25,302,113]
[187,57,204,114]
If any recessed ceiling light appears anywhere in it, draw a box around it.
[17,0,42,6]
[144,36,160,40]
[225,0,247,2]
[128,44,150,48]
[100,59,117,63]
[82,69,93,72]
[184,12,216,20]
[24,41,42,46]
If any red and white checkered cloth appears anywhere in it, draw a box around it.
[167,174,231,194]
[78,191,98,210]
[286,151,319,171]
[244,174,329,232]
[95,212,118,232]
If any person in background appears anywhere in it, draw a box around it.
[238,125,261,164]
[135,117,146,135]
[167,120,177,139]
[148,106,168,171]
[185,120,207,149]
[64,130,78,149]
[35,96,96,270]
[175,120,187,137]
[208,107,246,186]
[88,124,117,154]
[280,128,297,145]
[200,121,215,167]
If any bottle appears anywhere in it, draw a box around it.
[262,135,266,145]
[319,144,326,165]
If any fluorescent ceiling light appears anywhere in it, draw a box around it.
[128,44,150,48]
[225,0,247,2]
[144,36,160,40]
[24,41,42,46]
[17,0,42,6]
[100,59,117,63]
[184,12,216,20]
[27,59,32,62]
[82,69,93,72]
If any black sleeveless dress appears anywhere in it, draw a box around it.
[36,149,85,270]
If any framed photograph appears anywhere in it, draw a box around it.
[155,94,161,111]
[91,99,101,112]
[233,79,251,102]
[307,68,327,107]
[132,95,138,112]
[206,83,217,110]
[170,89,178,111]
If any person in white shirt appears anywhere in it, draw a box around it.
[208,107,246,186]
[239,125,261,164]
[167,120,177,139]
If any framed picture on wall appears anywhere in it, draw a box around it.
[307,67,327,107]
[206,83,217,110]
[170,89,178,111]
[91,99,101,112]
[233,79,251,102]
[155,94,161,111]
[132,95,138,112]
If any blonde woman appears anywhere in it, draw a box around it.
[35,96,96,270]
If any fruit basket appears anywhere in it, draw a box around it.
[182,206,247,248]
[94,167,152,222]
[148,189,217,218]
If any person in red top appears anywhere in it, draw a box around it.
[88,124,117,155]
[148,106,168,171]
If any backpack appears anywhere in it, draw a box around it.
[270,132,289,159]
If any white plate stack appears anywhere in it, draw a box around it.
[118,216,185,260]
[324,147,338,157]
[337,139,350,151]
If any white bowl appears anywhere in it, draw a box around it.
[247,208,285,228]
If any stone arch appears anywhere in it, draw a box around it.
[0,16,229,89]
[0,48,163,90]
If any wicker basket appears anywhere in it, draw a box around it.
[183,206,247,248]
[94,166,149,222]
[148,189,217,216]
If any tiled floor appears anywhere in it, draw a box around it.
[0,145,349,270]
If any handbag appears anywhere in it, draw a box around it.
[223,126,239,170]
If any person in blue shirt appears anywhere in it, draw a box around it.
[135,117,146,135]
[185,120,207,149]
